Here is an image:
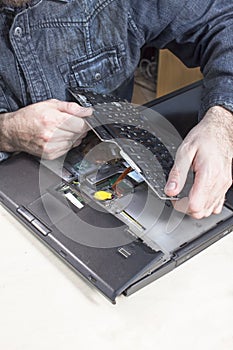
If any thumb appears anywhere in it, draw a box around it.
[164,144,196,197]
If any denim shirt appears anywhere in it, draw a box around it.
[1,0,233,159]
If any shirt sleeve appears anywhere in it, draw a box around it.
[147,0,233,118]
[1,1,232,124]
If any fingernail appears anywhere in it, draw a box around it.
[165,181,177,191]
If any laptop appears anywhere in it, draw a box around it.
[1,81,233,303]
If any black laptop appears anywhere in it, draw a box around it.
[1,81,233,303]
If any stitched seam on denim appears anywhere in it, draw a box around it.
[59,45,125,85]
[63,43,125,62]
[0,80,11,111]
[15,60,27,106]
[73,62,121,86]
[30,20,86,29]
[29,0,115,28]
[11,12,52,101]
[127,12,144,43]
[0,90,11,111]
[83,22,92,55]
[86,0,115,22]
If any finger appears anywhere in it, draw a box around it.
[165,143,196,197]
[171,196,206,219]
[57,114,90,134]
[71,132,88,147]
[42,140,73,160]
[172,197,189,214]
[203,202,219,218]
[181,186,226,219]
[201,196,225,218]
[187,191,224,219]
[213,197,226,215]
[202,188,225,213]
[49,126,88,143]
[201,170,232,211]
[188,160,231,216]
[72,139,82,148]
[43,128,79,143]
[173,197,215,219]
[52,100,93,117]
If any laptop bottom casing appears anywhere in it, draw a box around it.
[0,154,167,303]
[1,81,233,303]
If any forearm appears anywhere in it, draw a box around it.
[201,106,233,156]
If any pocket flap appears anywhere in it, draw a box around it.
[59,46,125,89]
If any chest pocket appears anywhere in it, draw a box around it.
[59,45,126,93]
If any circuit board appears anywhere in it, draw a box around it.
[68,88,180,200]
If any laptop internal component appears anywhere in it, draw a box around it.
[68,88,181,200]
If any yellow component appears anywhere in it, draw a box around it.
[94,191,112,201]
[72,180,79,185]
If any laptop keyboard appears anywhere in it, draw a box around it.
[68,88,180,200]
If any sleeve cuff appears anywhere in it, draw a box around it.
[199,94,233,120]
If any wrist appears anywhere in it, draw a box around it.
[202,106,233,132]
[0,112,15,152]
[201,106,233,155]
[203,105,233,124]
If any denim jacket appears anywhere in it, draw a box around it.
[1,0,233,159]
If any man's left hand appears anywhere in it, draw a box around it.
[165,106,233,219]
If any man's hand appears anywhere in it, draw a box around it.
[165,106,233,219]
[0,99,92,159]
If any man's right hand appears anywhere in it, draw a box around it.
[0,99,92,159]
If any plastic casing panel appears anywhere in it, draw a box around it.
[0,154,165,303]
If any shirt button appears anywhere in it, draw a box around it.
[94,72,101,81]
[14,26,23,37]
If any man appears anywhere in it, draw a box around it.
[0,0,233,219]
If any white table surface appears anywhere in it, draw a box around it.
[0,204,233,350]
